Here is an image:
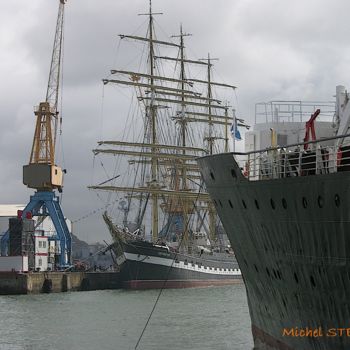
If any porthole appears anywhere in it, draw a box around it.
[255,199,260,210]
[302,197,308,209]
[231,169,237,178]
[270,199,275,210]
[242,200,247,209]
[335,194,340,207]
[228,200,233,208]
[210,171,215,180]
[294,272,299,284]
[318,196,324,208]
[310,275,316,288]
[282,198,287,209]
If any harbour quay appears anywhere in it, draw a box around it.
[0,271,121,295]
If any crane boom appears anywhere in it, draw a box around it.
[46,0,65,112]
[46,0,66,153]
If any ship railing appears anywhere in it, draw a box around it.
[254,101,335,124]
[234,133,350,181]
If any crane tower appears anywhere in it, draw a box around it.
[20,0,71,268]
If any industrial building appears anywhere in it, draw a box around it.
[0,204,72,272]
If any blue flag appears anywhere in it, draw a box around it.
[230,119,241,140]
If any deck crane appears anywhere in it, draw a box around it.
[20,0,71,268]
[303,109,321,150]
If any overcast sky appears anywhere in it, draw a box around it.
[1,0,350,243]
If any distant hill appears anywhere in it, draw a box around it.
[72,233,114,269]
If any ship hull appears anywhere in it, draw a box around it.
[114,240,241,290]
[198,153,350,350]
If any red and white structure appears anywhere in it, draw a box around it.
[0,204,72,271]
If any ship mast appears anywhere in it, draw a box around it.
[199,54,219,155]
[207,54,214,155]
[199,54,219,241]
[90,3,239,247]
[169,25,193,248]
[179,26,189,247]
[179,25,188,188]
[147,0,159,242]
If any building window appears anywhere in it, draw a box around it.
[39,241,43,248]
[39,258,42,266]
[43,241,46,248]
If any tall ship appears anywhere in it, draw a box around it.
[88,3,242,289]
[198,86,350,349]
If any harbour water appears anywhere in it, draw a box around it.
[0,284,253,350]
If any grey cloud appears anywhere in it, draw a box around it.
[2,0,350,242]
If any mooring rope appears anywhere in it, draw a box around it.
[134,183,204,349]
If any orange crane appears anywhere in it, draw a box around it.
[19,0,71,268]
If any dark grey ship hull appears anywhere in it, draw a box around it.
[198,153,350,350]
[114,240,242,289]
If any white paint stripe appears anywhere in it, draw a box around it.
[124,252,241,276]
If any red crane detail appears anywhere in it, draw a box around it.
[304,109,321,150]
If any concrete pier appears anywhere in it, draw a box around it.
[0,271,121,294]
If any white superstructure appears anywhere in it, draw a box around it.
[245,100,336,153]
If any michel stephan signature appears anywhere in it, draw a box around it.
[282,327,350,337]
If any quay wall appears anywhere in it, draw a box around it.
[0,271,120,294]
